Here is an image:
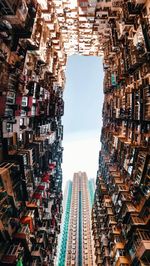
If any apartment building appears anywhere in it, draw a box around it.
[0,0,150,265]
[0,0,65,265]
[57,173,95,266]
[56,180,72,266]
[92,1,150,266]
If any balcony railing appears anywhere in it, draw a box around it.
[134,229,150,261]
[0,0,19,16]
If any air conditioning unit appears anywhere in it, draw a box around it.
[22,96,28,107]
[6,91,16,105]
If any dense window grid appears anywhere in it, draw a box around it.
[0,0,150,265]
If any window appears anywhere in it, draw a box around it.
[114,236,122,243]
[119,249,126,256]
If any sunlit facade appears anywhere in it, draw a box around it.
[92,1,150,266]
[56,180,72,266]
[63,172,95,266]
[0,0,150,265]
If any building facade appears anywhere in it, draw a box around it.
[92,1,150,266]
[0,0,150,265]
[0,0,66,265]
[57,173,95,266]
[57,180,72,266]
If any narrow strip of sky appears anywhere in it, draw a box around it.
[62,55,104,186]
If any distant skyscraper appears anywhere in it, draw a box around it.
[57,172,95,266]
[57,181,72,266]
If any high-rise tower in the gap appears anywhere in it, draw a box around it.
[57,172,95,266]
[56,180,73,266]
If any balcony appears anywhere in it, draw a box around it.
[119,202,138,222]
[20,211,34,233]
[1,243,24,265]
[117,184,129,193]
[31,246,43,265]
[3,0,28,27]
[106,207,114,216]
[127,2,144,16]
[0,0,19,16]
[111,225,121,236]
[113,242,125,255]
[95,239,100,248]
[141,18,150,52]
[143,86,150,121]
[134,229,150,261]
[108,216,117,227]
[126,215,148,236]
[95,254,102,265]
[101,246,110,258]
[13,224,32,251]
[133,151,148,185]
[36,229,47,249]
[115,256,130,266]
[99,184,107,194]
[119,192,131,203]
[0,163,17,197]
